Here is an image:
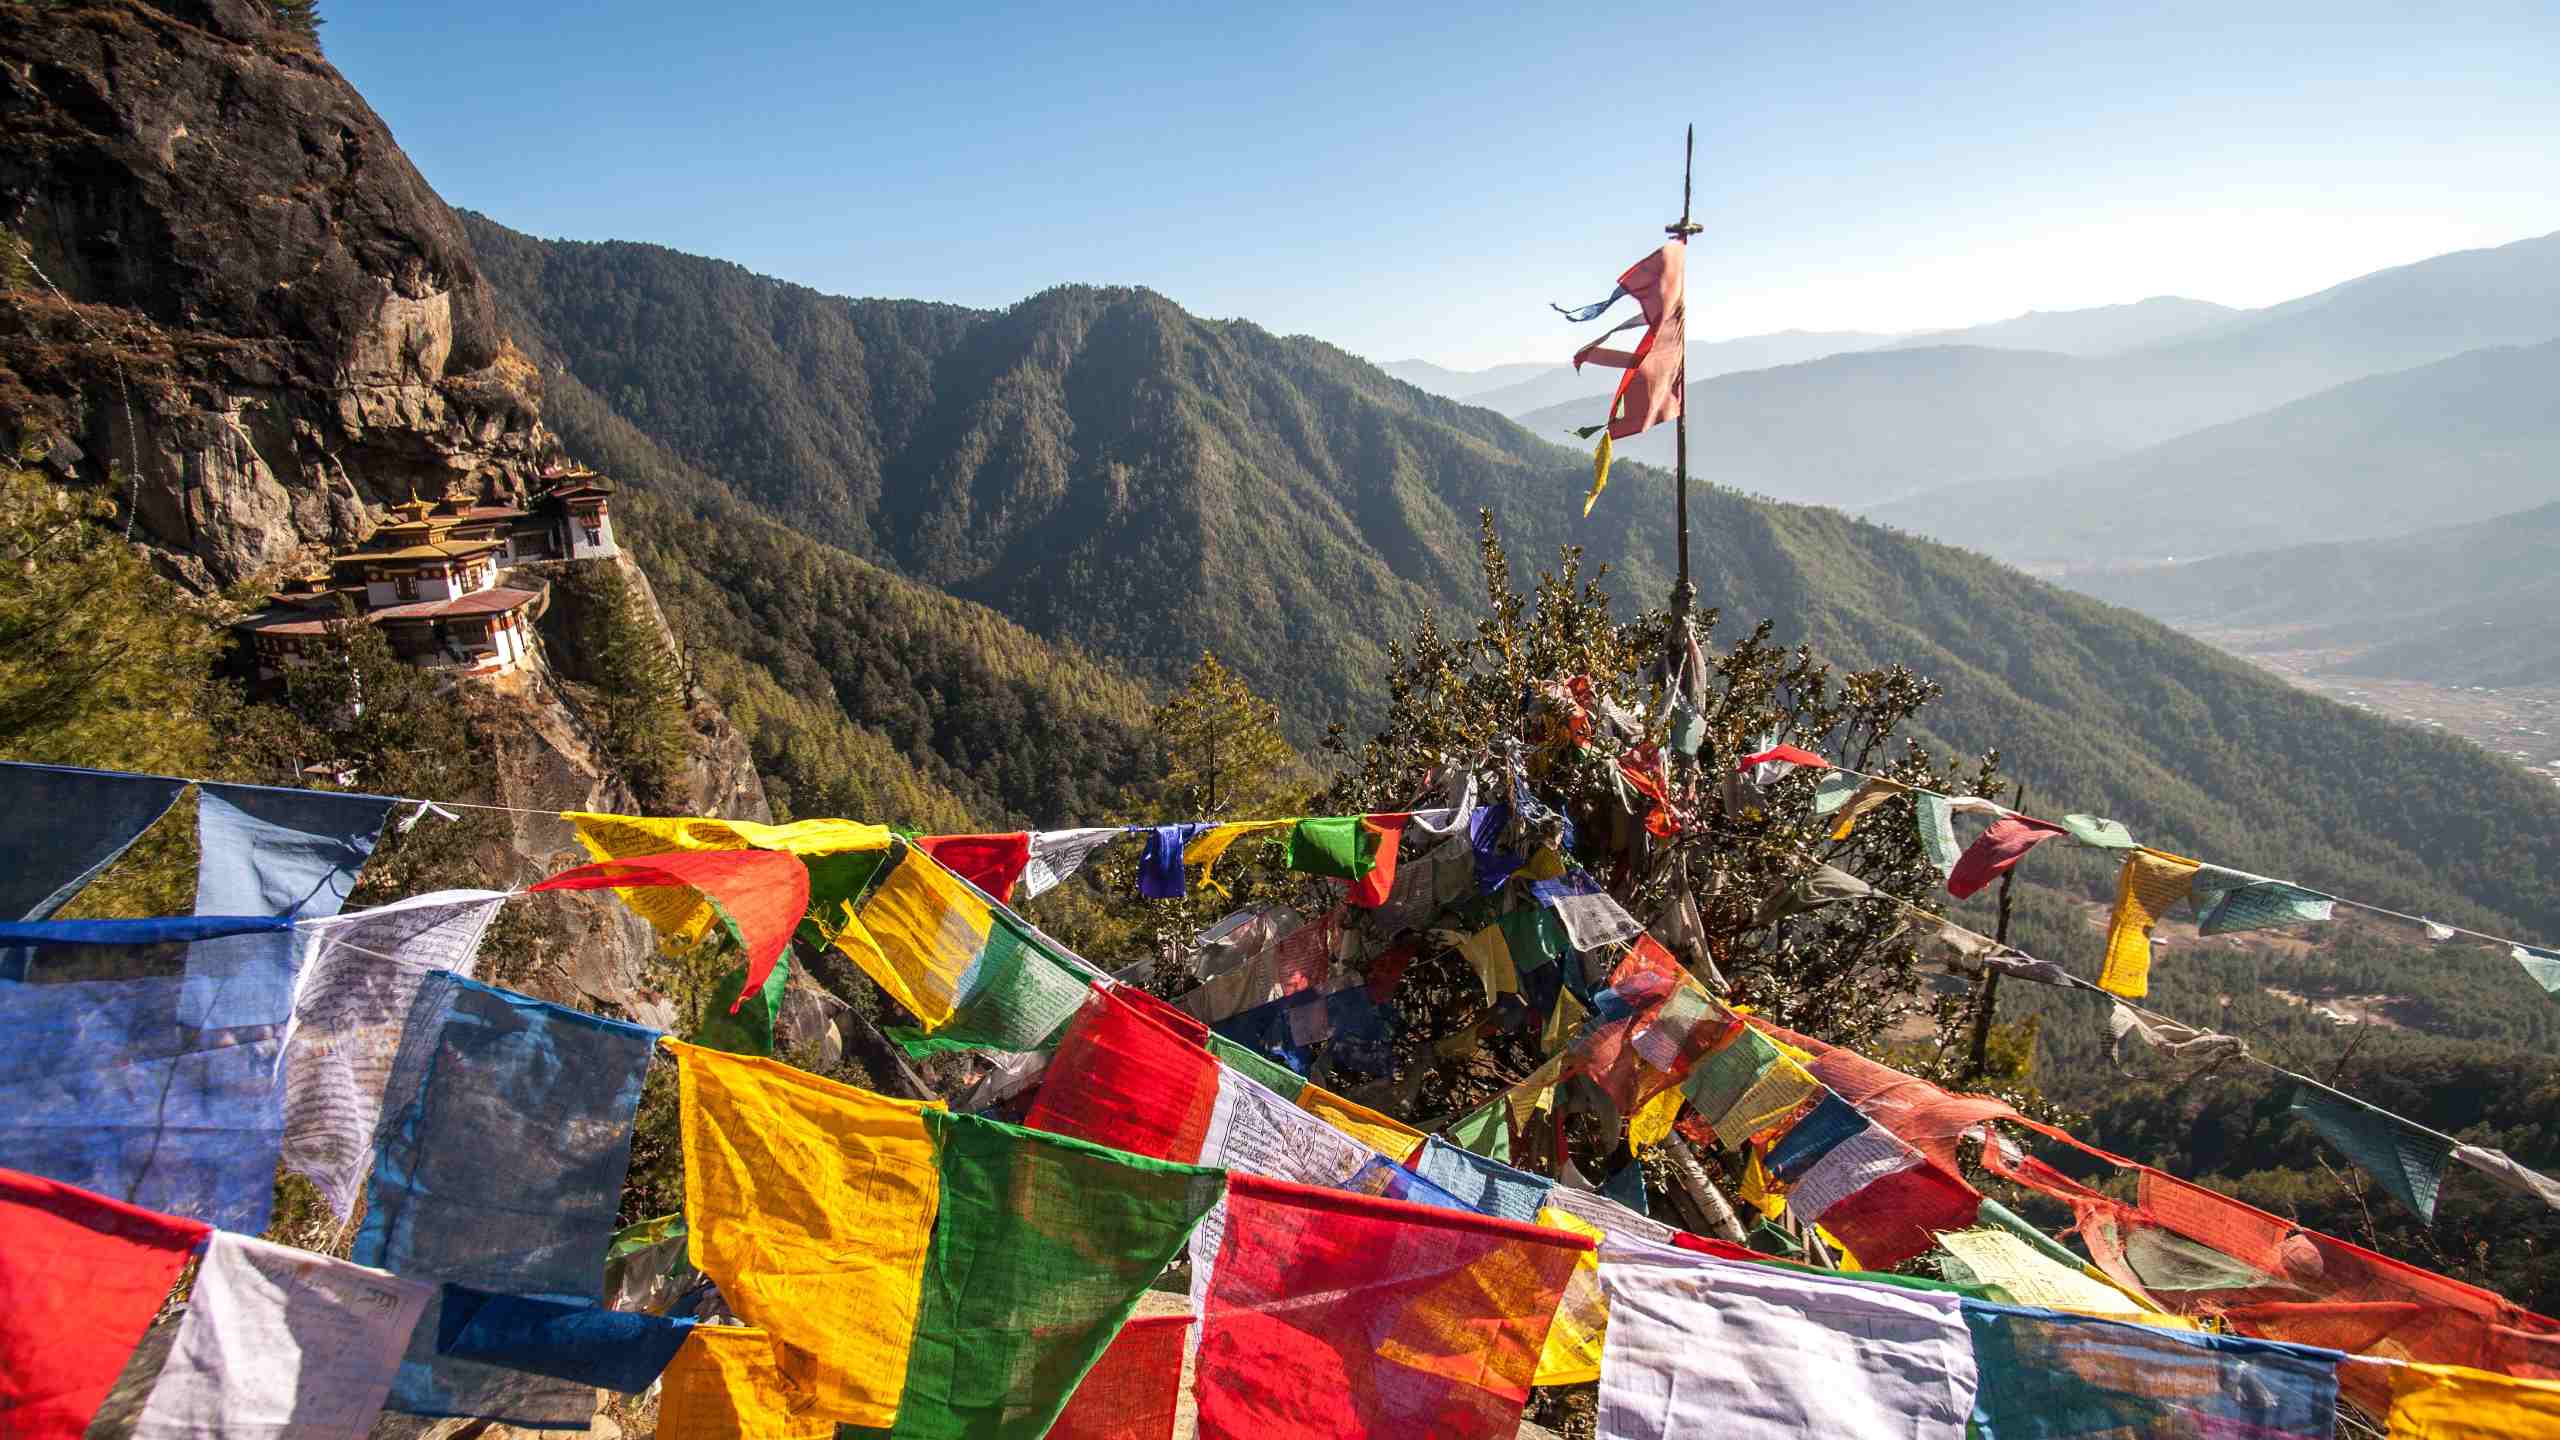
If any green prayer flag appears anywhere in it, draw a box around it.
[1811,771,1865,817]
[1680,1025,1784,1118]
[2514,945,2560,996]
[887,911,1089,1057]
[1496,906,1570,974]
[2290,1084,2453,1223]
[1208,1031,1308,1101]
[691,954,790,1057]
[852,1110,1223,1439]
[2191,866,2333,936]
[1914,793,1961,876]
[1284,816,1377,880]
[796,846,894,947]
[2060,813,2140,850]
[1447,1096,1512,1162]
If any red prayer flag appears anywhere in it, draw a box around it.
[1047,1312,1190,1440]
[1023,987,1222,1164]
[1365,938,1419,1002]
[1737,743,1829,773]
[0,1167,210,1440]
[919,831,1032,903]
[1115,979,1213,1048]
[532,849,810,1013]
[1945,815,2068,899]
[1196,1174,1591,1440]
[1344,815,1411,909]
[1812,1154,1982,1268]
[1572,242,1685,442]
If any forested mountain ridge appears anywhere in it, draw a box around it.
[2063,499,2560,689]
[462,214,2560,945]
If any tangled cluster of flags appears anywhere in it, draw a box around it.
[3,757,2559,1438]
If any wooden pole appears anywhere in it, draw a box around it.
[1962,785,2024,1082]
[1665,124,1703,658]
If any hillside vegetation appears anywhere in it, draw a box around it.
[462,213,2560,945]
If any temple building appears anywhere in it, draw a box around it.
[236,468,619,680]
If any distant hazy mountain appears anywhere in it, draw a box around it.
[1870,339,2560,568]
[1878,296,2233,356]
[2068,499,2560,687]
[1376,359,1555,399]
[1526,231,2560,512]
[1514,344,2219,508]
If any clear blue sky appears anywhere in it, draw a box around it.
[329,1,2557,369]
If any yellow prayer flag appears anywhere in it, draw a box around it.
[2100,849,2201,999]
[2384,1360,2560,1438]
[670,1041,943,1427]
[1532,1206,1610,1385]
[1829,778,1905,842]
[1628,1083,1686,1153]
[1541,987,1590,1057]
[1521,846,1568,881]
[1187,819,1293,893]
[1298,1082,1427,1164]
[1458,924,1519,1006]
[1739,1144,1786,1221]
[1712,1054,1820,1151]
[567,812,892,949]
[657,1326,837,1440]
[1584,431,1613,517]
[1507,1055,1567,1131]
[1814,1227,1863,1272]
[853,848,995,1027]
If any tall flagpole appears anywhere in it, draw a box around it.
[1666,124,1703,647]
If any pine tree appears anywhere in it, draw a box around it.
[569,565,690,809]
[1149,651,1311,820]
[0,461,223,776]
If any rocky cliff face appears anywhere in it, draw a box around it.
[0,1,770,1011]
[0,0,546,584]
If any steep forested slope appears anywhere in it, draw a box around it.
[461,215,2560,942]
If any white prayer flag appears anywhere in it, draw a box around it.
[1596,1238,1977,1440]
[279,889,507,1218]
[132,1230,432,1439]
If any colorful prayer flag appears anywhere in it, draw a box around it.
[1297,1082,1428,1163]
[187,782,396,1028]
[1946,816,2068,899]
[0,760,185,921]
[1025,986,1224,1163]
[1045,1313,1191,1440]
[680,1038,1224,1436]
[846,844,997,1028]
[356,974,658,1427]
[1284,816,1378,881]
[1021,828,1125,899]
[534,848,810,1013]
[565,810,889,950]
[917,832,1032,903]
[1596,1238,1978,1440]
[657,1326,834,1440]
[2191,865,2335,935]
[2381,1359,2560,1439]
[281,889,509,1219]
[2291,1083,2456,1223]
[2099,850,2200,998]
[131,1230,433,1440]
[1961,1301,2340,1439]
[0,1167,211,1440]
[1195,1174,1590,1440]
